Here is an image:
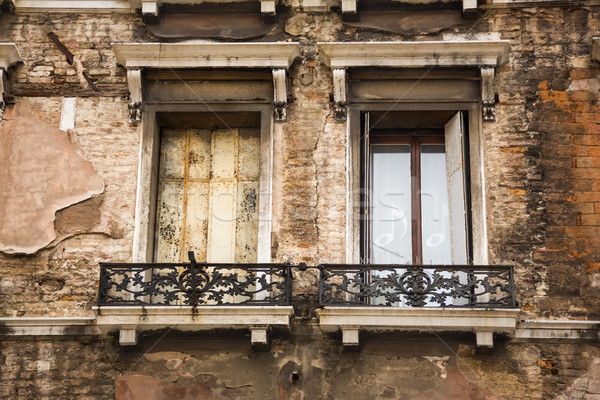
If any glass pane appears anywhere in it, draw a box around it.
[420,144,451,265]
[370,144,412,264]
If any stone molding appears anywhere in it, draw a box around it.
[318,41,510,68]
[515,320,600,341]
[114,42,299,122]
[0,317,100,336]
[318,41,509,121]
[317,307,522,349]
[95,305,295,348]
[113,42,300,69]
[11,0,133,12]
[2,314,599,349]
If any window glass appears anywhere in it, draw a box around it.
[370,144,412,264]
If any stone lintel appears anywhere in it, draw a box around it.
[318,41,510,68]
[113,42,300,70]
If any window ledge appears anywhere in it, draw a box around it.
[95,305,295,349]
[317,307,521,349]
[318,41,510,68]
[113,42,300,70]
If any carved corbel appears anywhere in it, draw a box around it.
[272,68,288,122]
[260,0,277,23]
[127,69,143,123]
[462,0,477,17]
[481,66,496,122]
[341,0,358,22]
[141,1,160,24]
[332,68,347,122]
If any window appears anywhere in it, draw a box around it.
[154,126,260,264]
[361,111,472,266]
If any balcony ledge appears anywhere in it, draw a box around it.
[94,305,295,349]
[317,307,521,349]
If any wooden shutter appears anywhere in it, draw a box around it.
[444,112,468,265]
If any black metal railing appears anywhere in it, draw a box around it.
[319,264,516,308]
[98,253,292,306]
[98,259,516,308]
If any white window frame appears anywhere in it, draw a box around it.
[116,42,300,263]
[132,103,274,264]
[348,104,487,266]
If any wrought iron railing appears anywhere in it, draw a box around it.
[319,264,516,308]
[98,255,292,306]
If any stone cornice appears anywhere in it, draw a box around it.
[318,41,510,68]
[112,42,301,70]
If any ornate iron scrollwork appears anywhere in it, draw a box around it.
[319,264,516,308]
[99,261,292,306]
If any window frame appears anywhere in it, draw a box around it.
[347,102,488,266]
[132,102,274,264]
[363,129,451,265]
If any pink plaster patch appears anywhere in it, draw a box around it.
[0,103,104,254]
[115,375,225,400]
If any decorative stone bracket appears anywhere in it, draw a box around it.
[481,66,496,122]
[272,68,289,122]
[0,44,22,121]
[126,69,142,123]
[332,68,347,121]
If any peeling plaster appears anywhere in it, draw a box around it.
[0,103,104,254]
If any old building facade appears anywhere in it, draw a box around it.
[0,0,600,398]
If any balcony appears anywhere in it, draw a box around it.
[95,261,519,349]
[317,264,520,349]
[95,256,294,349]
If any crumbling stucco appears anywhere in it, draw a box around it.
[0,103,104,254]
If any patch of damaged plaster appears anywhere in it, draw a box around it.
[0,103,104,254]
[115,375,226,400]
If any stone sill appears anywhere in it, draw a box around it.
[317,307,521,348]
[95,305,295,348]
[112,42,301,70]
[318,41,510,69]
[94,305,294,332]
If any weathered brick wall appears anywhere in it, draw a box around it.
[1,333,599,399]
[0,4,600,400]
[484,7,600,319]
[0,7,599,318]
